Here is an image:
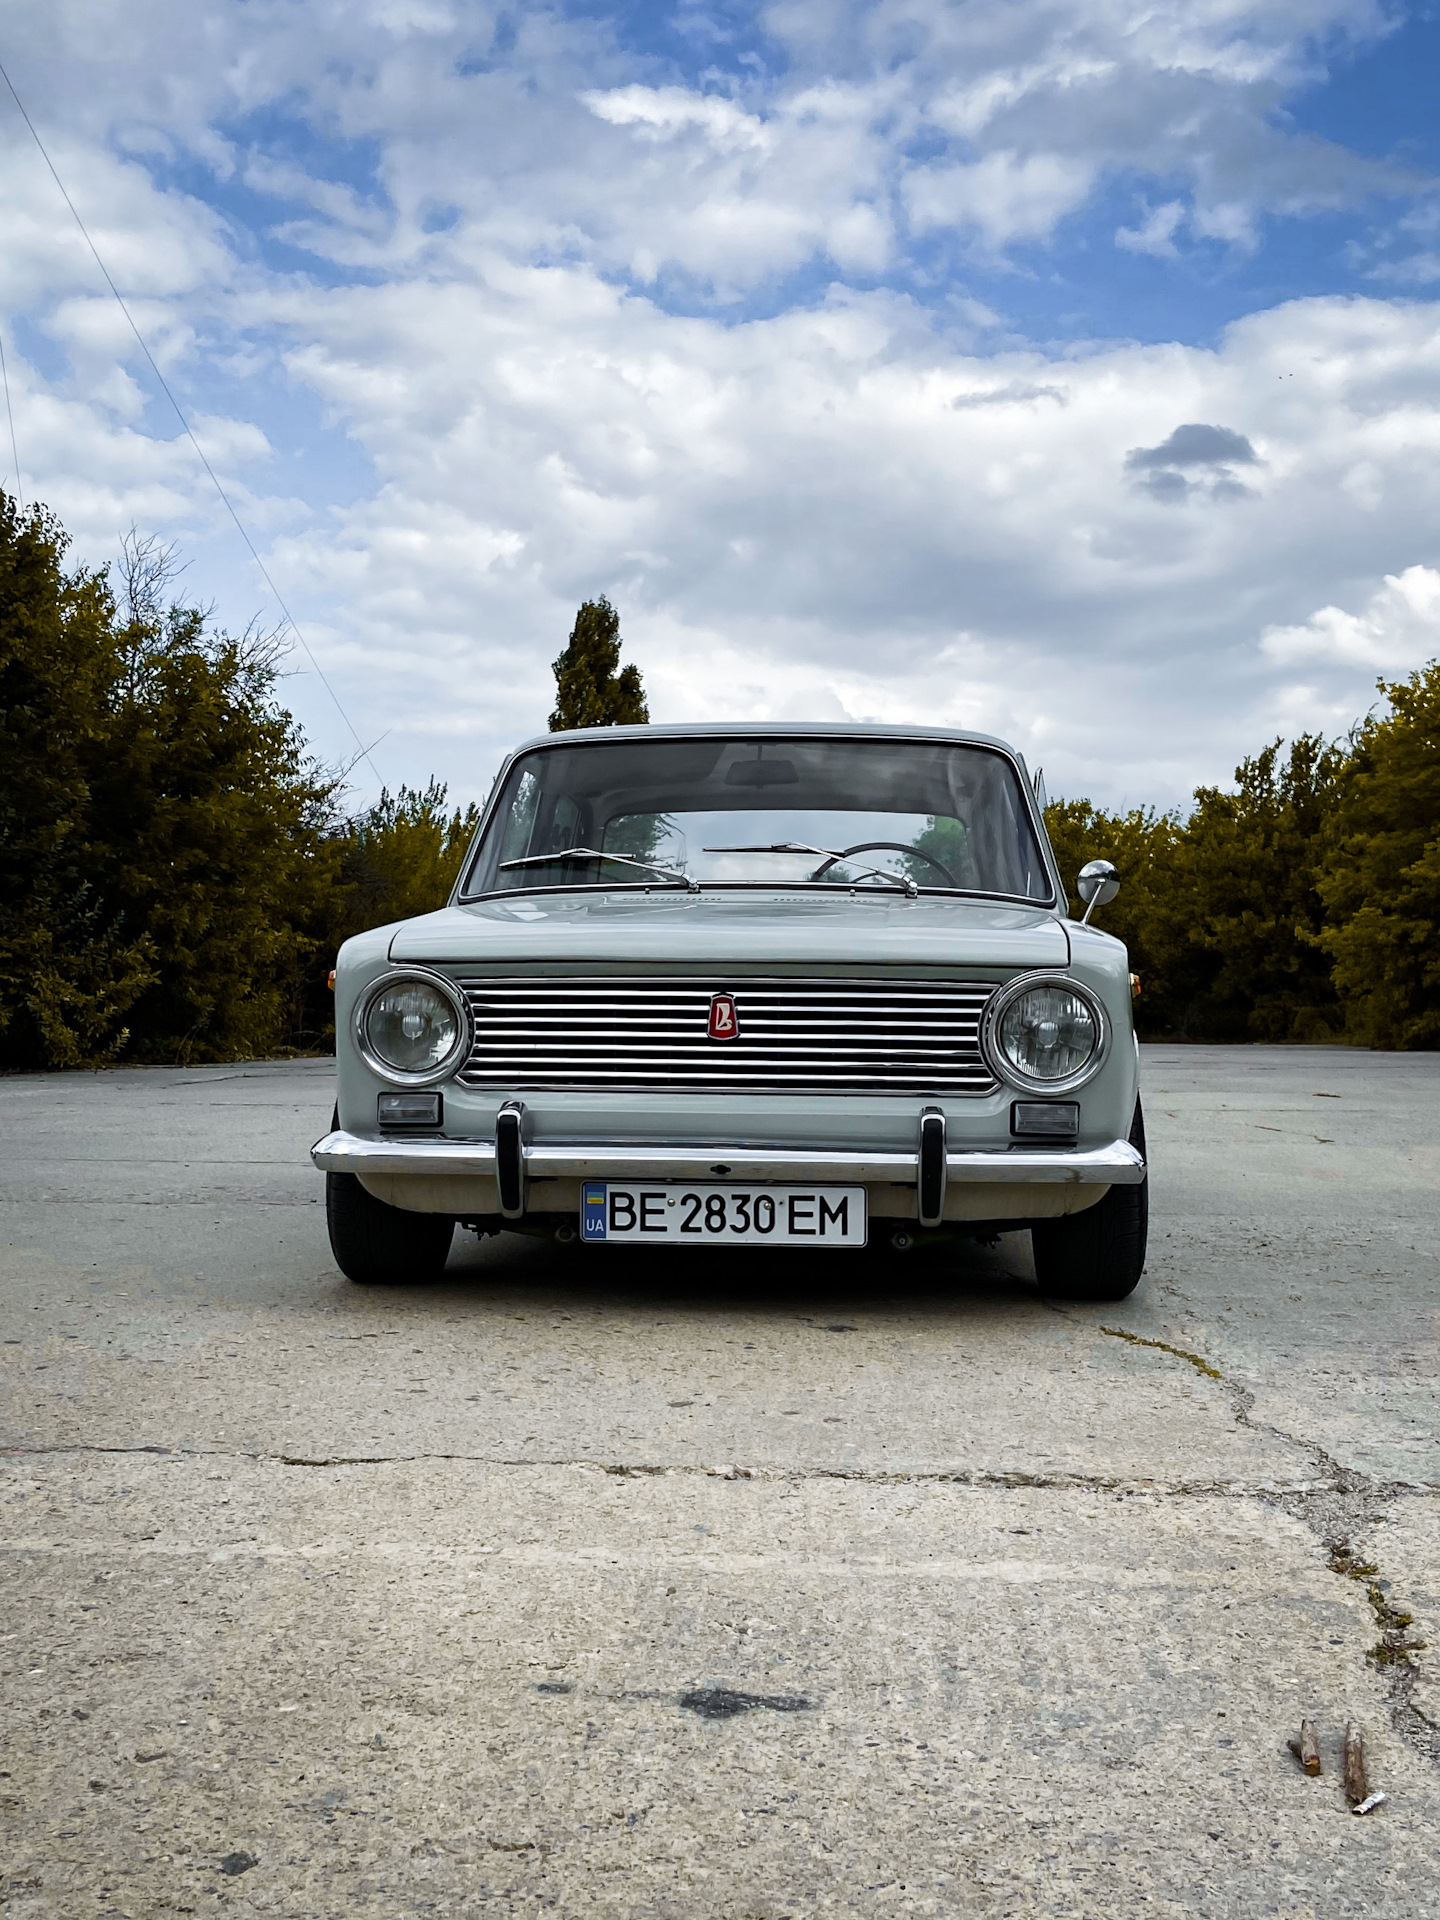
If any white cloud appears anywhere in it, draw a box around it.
[1116,200,1185,259]
[11,220,1440,810]
[1369,252,1440,287]
[1260,566,1440,670]
[583,86,772,152]
[904,151,1096,248]
[233,271,1440,808]
[1,0,1415,299]
[1,0,1439,817]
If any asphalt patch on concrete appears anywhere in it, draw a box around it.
[677,1688,812,1719]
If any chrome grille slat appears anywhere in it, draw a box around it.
[455,977,997,1095]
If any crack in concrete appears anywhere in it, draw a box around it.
[1275,1473,1440,1767]
[7,1326,1440,1772]
[0,1441,1389,1495]
[1099,1319,1440,1769]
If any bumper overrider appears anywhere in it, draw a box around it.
[312,1117,1145,1230]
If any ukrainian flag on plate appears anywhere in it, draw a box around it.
[581,1184,607,1240]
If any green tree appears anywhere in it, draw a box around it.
[0,495,156,1065]
[0,499,341,1067]
[1043,798,1192,1032]
[1045,737,1345,1040]
[549,596,648,730]
[1318,664,1440,1049]
[902,816,974,887]
[294,781,481,1052]
[87,536,342,1063]
[9,479,1437,1062]
[336,780,480,931]
[1180,736,1344,1041]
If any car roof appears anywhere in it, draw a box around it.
[509,720,1024,758]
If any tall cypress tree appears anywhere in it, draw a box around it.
[549,596,648,730]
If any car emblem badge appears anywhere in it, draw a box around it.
[708,993,739,1041]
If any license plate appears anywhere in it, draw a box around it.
[580,1183,867,1246]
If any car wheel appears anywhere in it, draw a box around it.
[325,1171,454,1285]
[1029,1100,1148,1302]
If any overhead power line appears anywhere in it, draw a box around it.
[0,326,21,508]
[0,54,380,785]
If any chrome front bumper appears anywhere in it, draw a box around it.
[311,1128,1145,1187]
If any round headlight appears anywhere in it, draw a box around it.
[358,974,466,1082]
[986,977,1106,1091]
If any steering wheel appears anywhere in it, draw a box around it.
[807,840,956,886]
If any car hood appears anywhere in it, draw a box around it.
[388,892,1071,970]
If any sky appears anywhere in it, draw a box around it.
[1,0,1439,814]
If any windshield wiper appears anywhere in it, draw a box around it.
[703,842,918,898]
[499,847,700,892]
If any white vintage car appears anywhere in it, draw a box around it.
[312,723,1145,1299]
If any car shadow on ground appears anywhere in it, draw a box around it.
[364,1222,1058,1320]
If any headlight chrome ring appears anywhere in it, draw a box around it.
[981,973,1110,1095]
[354,968,470,1086]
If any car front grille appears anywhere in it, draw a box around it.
[454,977,997,1095]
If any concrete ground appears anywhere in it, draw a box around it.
[1,1045,1437,1917]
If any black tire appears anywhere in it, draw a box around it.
[1030,1099,1148,1302]
[325,1171,454,1285]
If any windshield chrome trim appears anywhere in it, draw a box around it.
[458,733,1059,913]
[453,728,1058,910]
[453,879,1056,909]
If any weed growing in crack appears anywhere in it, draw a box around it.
[1092,1328,1440,1769]
[1100,1326,1222,1379]
[1330,1548,1429,1669]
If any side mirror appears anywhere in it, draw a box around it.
[1076,858,1119,923]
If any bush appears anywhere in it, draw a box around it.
[6,486,1440,1060]
[1317,664,1440,1049]
[0,500,337,1066]
[1044,730,1406,1044]
[296,782,481,1051]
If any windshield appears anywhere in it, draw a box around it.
[462,734,1053,903]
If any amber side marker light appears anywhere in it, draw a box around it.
[327,968,336,992]
[1130,973,1141,1001]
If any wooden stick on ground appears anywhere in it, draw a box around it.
[1287,1720,1322,1775]
[1343,1722,1369,1804]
